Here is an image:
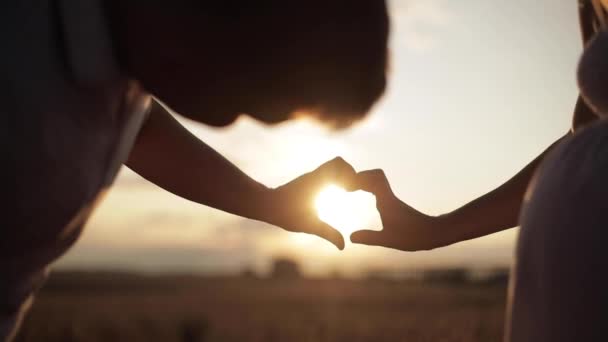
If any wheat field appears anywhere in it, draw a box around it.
[15,272,507,342]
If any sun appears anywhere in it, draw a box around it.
[315,184,378,241]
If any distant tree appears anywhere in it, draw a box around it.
[328,269,343,280]
[422,268,469,284]
[239,266,259,279]
[270,258,302,279]
[179,318,208,342]
[479,268,510,286]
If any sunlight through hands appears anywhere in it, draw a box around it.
[315,184,379,244]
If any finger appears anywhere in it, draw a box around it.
[310,220,345,250]
[350,229,386,247]
[351,169,393,197]
[314,157,357,188]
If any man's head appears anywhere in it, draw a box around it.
[106,1,389,128]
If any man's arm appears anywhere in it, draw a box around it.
[126,100,354,249]
[127,100,270,221]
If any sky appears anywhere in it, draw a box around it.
[57,0,582,277]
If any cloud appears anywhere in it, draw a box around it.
[389,0,455,53]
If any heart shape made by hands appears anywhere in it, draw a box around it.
[315,184,381,243]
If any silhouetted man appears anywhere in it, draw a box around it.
[0,1,388,340]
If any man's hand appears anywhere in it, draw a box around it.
[349,169,449,251]
[127,101,357,250]
[263,157,357,250]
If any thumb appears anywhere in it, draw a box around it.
[314,157,357,189]
[350,169,393,199]
[350,229,386,246]
[311,221,345,250]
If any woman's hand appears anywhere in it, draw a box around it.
[350,169,452,251]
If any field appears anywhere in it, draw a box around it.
[15,271,508,342]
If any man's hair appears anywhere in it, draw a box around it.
[109,1,389,128]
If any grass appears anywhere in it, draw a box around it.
[15,272,507,342]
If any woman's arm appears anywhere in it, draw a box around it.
[433,136,564,245]
[350,1,605,251]
[350,136,566,251]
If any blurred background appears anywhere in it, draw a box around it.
[18,0,581,341]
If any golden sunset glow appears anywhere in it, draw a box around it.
[57,0,570,274]
[315,185,379,241]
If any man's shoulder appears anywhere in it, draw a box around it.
[57,0,122,88]
[0,0,129,111]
